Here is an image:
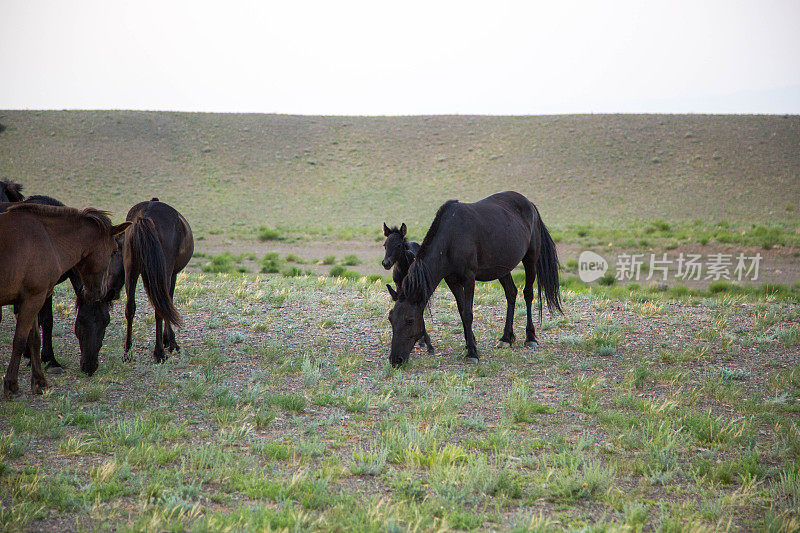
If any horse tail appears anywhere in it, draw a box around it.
[535,211,563,320]
[127,215,182,327]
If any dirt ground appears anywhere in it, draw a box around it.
[197,235,800,286]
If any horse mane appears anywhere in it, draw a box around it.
[6,203,113,233]
[0,179,25,202]
[416,200,458,261]
[24,195,64,207]
[400,199,458,304]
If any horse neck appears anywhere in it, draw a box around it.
[39,216,104,271]
[411,245,447,306]
[395,242,413,276]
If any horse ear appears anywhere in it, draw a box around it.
[383,223,390,237]
[386,284,398,301]
[111,221,132,236]
[400,223,407,237]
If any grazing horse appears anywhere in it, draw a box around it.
[76,199,193,364]
[382,222,433,353]
[0,203,129,397]
[387,191,563,366]
[0,182,96,373]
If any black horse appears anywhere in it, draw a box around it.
[0,180,99,373]
[76,199,193,365]
[382,223,433,353]
[387,191,562,366]
[0,179,24,203]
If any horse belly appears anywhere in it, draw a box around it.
[473,238,528,281]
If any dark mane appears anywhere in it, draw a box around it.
[24,195,64,207]
[400,200,458,305]
[6,203,113,232]
[416,200,458,260]
[0,179,25,202]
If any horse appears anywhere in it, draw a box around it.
[0,203,130,397]
[387,191,563,366]
[123,199,193,362]
[0,179,25,203]
[76,199,193,365]
[0,180,103,376]
[382,222,433,353]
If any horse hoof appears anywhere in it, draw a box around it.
[3,383,18,399]
[496,340,513,349]
[427,347,435,354]
[465,357,479,365]
[524,340,539,349]
[47,365,65,375]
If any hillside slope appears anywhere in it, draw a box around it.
[0,111,797,236]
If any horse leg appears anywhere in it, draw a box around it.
[497,274,517,347]
[522,254,538,347]
[446,275,478,364]
[153,314,165,363]
[163,272,179,352]
[38,294,63,372]
[124,270,139,360]
[4,295,47,398]
[420,327,435,354]
[27,316,47,394]
[461,278,478,363]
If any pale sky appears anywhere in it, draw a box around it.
[2,0,799,114]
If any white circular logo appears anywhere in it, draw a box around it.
[578,251,608,282]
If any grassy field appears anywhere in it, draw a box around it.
[1,273,799,531]
[1,111,799,531]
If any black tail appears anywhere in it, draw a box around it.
[535,213,563,320]
[127,216,182,327]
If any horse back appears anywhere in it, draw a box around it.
[127,200,193,273]
[0,209,62,304]
[442,192,538,280]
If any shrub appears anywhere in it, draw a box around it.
[329,265,360,280]
[202,252,238,273]
[598,272,616,286]
[322,255,336,265]
[260,252,282,273]
[257,226,282,241]
[281,266,303,277]
[709,280,734,293]
[341,254,362,266]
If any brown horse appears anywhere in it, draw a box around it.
[0,180,101,373]
[123,199,194,362]
[74,199,193,367]
[0,203,129,397]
